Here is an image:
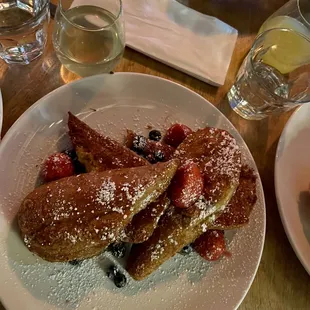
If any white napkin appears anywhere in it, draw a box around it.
[71,0,238,86]
[124,0,238,86]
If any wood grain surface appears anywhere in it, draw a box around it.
[0,1,309,309]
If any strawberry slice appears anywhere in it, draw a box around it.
[193,230,227,261]
[164,124,193,148]
[169,161,203,208]
[42,152,75,182]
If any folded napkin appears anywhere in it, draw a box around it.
[125,0,238,86]
[71,0,238,86]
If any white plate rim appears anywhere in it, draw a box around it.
[0,72,266,310]
[275,105,310,275]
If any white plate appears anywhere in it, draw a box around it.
[275,104,310,275]
[0,73,265,310]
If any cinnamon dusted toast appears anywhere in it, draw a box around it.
[68,112,170,243]
[125,193,170,243]
[127,127,242,280]
[18,160,179,262]
[209,165,257,230]
[68,112,148,171]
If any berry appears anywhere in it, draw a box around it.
[164,124,193,148]
[149,130,162,141]
[106,265,127,288]
[63,150,86,174]
[143,140,174,161]
[128,131,174,160]
[180,245,193,255]
[154,150,165,162]
[41,152,75,182]
[169,161,204,208]
[107,265,119,280]
[114,272,127,288]
[69,259,82,266]
[146,150,166,164]
[193,230,226,261]
[109,243,127,258]
[132,135,147,153]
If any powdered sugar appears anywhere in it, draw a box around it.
[151,240,165,261]
[96,179,116,205]
[24,235,31,248]
[120,182,146,206]
[204,130,241,182]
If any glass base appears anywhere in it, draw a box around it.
[1,44,44,65]
[227,86,268,120]
[2,51,43,65]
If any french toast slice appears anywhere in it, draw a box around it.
[127,127,242,280]
[68,112,148,171]
[18,160,179,262]
[68,112,170,243]
[124,193,170,243]
[209,165,257,230]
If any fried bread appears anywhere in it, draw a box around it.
[127,127,242,280]
[209,165,257,230]
[68,112,170,243]
[124,193,170,243]
[68,112,148,171]
[18,160,179,262]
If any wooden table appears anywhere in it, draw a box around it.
[1,1,309,309]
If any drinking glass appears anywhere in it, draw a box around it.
[259,0,310,36]
[52,0,125,77]
[0,0,50,64]
[227,28,310,120]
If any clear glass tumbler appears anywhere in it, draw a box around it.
[0,0,50,64]
[227,28,310,120]
[259,0,310,36]
[52,0,125,77]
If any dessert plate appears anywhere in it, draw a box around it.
[0,73,265,310]
[275,104,310,275]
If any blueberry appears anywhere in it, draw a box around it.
[108,243,127,258]
[69,259,82,266]
[63,150,86,174]
[149,130,161,141]
[63,149,76,160]
[132,135,147,153]
[154,150,165,162]
[180,245,193,255]
[114,272,127,288]
[107,265,119,279]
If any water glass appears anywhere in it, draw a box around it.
[0,0,50,64]
[227,28,310,120]
[52,0,125,77]
[259,0,310,35]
